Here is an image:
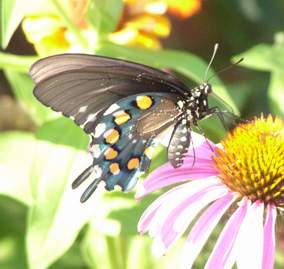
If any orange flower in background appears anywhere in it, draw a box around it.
[111,0,202,48]
[109,13,171,49]
[22,0,202,55]
[167,0,201,18]
[123,0,201,18]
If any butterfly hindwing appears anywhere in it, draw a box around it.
[73,93,181,202]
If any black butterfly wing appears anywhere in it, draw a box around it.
[30,54,187,133]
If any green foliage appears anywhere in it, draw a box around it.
[87,0,123,37]
[0,0,283,269]
[0,0,24,49]
[5,70,57,125]
[0,52,37,73]
[0,132,34,205]
[234,36,284,117]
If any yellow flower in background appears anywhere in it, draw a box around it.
[22,0,95,56]
[22,0,202,55]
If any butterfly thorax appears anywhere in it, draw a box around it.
[180,82,212,125]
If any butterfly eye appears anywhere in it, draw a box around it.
[204,83,212,94]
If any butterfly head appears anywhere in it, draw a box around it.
[190,82,212,100]
[199,82,212,95]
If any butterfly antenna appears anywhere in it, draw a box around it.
[207,57,244,82]
[204,43,219,82]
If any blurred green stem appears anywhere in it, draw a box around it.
[119,236,129,269]
[106,236,122,269]
[0,52,37,72]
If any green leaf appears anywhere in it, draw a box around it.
[82,227,186,269]
[233,43,284,117]
[268,72,284,117]
[0,0,24,49]
[4,69,58,125]
[26,119,95,269]
[224,82,254,112]
[82,230,125,269]
[0,197,29,269]
[233,43,284,73]
[97,42,239,115]
[50,240,87,269]
[35,118,89,150]
[87,0,123,37]
[0,52,37,73]
[0,132,34,206]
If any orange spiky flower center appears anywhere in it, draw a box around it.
[213,115,284,207]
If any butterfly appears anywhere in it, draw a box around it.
[30,53,224,202]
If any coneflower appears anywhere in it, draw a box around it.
[137,115,283,269]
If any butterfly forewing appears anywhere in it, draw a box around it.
[31,54,188,135]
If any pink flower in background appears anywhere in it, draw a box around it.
[137,115,283,269]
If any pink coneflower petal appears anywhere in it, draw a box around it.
[136,165,218,199]
[180,192,238,269]
[184,135,217,162]
[205,198,249,269]
[138,183,186,234]
[233,201,264,269]
[262,204,276,269]
[147,178,222,239]
[138,177,221,235]
[153,184,228,254]
[189,132,216,153]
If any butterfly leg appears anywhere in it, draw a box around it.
[195,124,215,153]
[207,106,235,131]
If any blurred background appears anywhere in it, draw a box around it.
[0,0,284,268]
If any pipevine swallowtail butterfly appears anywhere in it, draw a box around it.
[30,52,226,202]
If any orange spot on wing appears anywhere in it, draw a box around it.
[104,129,120,144]
[136,95,153,110]
[127,158,140,170]
[110,162,120,175]
[104,147,118,160]
[114,111,131,125]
